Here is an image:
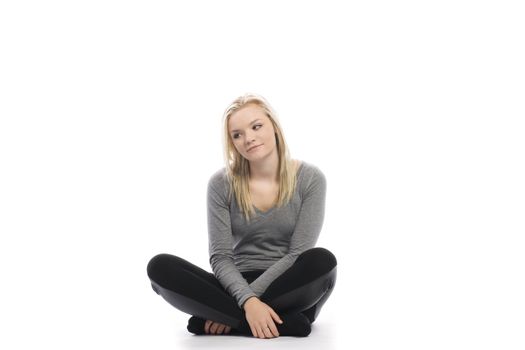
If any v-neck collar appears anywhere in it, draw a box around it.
[253,161,305,216]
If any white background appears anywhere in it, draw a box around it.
[1,1,524,349]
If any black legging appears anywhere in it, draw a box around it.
[146,247,337,329]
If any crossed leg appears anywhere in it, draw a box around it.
[147,247,337,329]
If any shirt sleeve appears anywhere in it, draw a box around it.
[207,173,258,309]
[248,166,327,297]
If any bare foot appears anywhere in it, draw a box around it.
[204,320,232,335]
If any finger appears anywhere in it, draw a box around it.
[225,326,231,334]
[256,325,267,339]
[216,324,225,334]
[270,309,283,324]
[269,322,279,337]
[204,320,212,334]
[262,324,274,338]
[249,324,257,338]
[210,322,219,334]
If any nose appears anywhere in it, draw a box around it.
[245,134,256,146]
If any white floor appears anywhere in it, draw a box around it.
[173,318,339,350]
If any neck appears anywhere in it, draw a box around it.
[248,153,279,182]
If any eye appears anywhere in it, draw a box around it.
[232,124,262,139]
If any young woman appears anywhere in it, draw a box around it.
[147,93,337,338]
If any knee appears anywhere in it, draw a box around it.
[298,247,337,273]
[147,253,175,280]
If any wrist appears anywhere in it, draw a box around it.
[243,296,260,310]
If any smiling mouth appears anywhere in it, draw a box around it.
[248,145,261,152]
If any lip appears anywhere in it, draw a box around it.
[247,144,262,152]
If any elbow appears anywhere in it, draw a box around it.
[209,253,233,271]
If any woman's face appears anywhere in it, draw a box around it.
[228,104,277,161]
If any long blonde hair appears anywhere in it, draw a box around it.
[221,93,299,223]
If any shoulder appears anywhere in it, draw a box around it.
[297,161,326,195]
[208,167,227,187]
[299,161,326,183]
[207,167,231,199]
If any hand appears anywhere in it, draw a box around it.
[204,319,231,335]
[243,297,283,339]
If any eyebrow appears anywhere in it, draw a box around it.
[230,119,262,133]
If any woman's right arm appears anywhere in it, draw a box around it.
[207,171,282,339]
[207,173,258,308]
[243,296,283,338]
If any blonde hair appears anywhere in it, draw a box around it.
[221,93,299,223]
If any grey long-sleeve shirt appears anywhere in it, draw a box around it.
[207,160,327,309]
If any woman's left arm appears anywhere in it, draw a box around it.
[248,166,327,296]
